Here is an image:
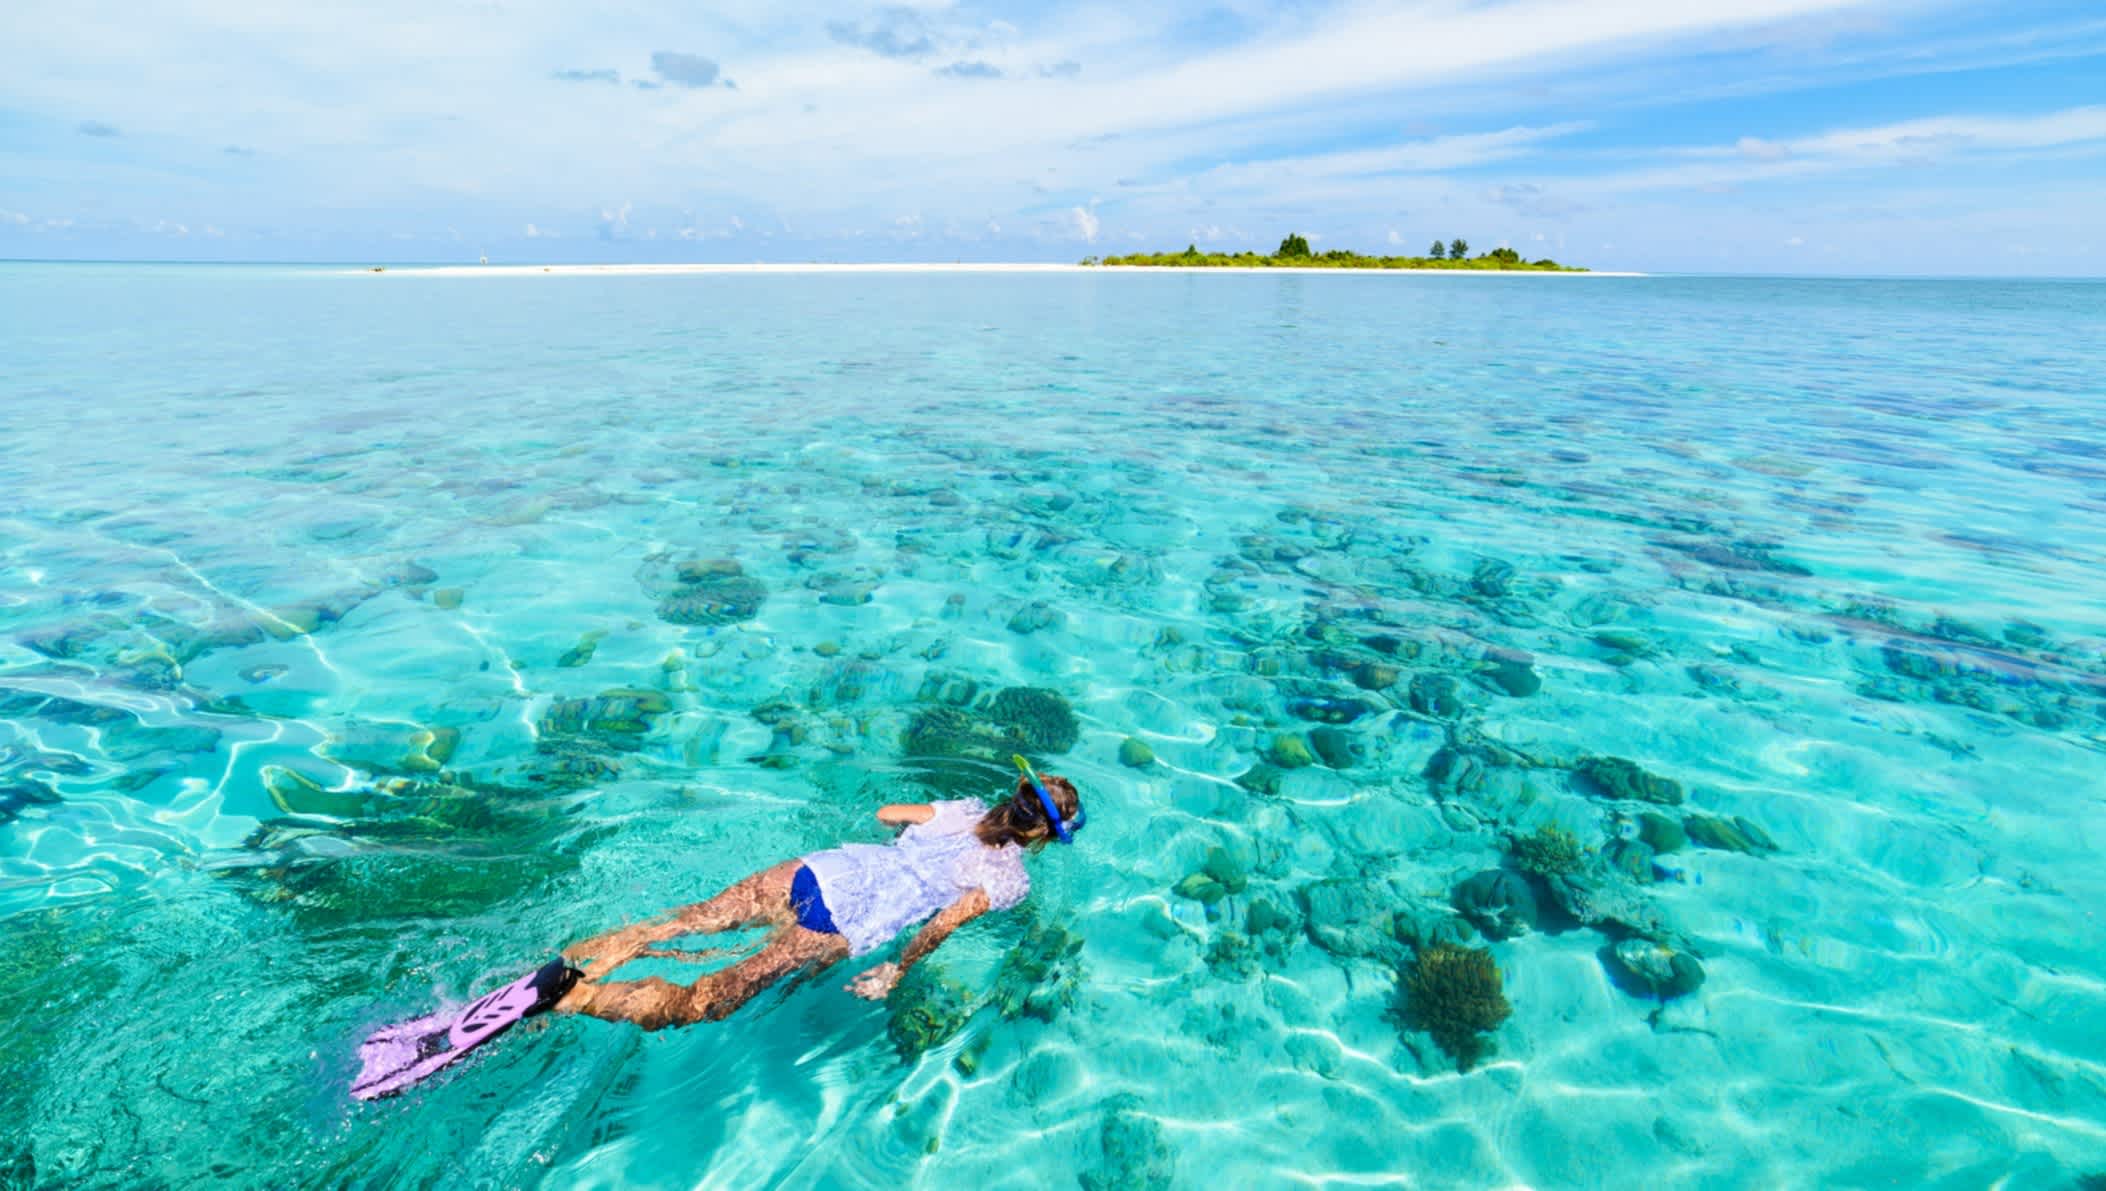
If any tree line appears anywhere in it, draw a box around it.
[1090,233,1578,271]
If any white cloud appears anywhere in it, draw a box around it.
[1559,104,2106,196]
[524,223,554,238]
[1785,235,1806,245]
[1070,205,1100,242]
[0,208,28,225]
[1189,123,1590,197]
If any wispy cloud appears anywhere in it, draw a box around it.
[827,9,935,60]
[650,51,723,88]
[1487,182,1586,217]
[936,60,1002,79]
[1186,123,1593,197]
[77,120,120,137]
[1069,206,1100,242]
[553,68,620,85]
[1564,104,2106,195]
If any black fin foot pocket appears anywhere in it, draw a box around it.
[527,958,583,1015]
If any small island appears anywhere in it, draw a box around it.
[1089,233,1583,272]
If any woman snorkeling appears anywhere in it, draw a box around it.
[351,759,1083,1098]
[555,765,1084,1027]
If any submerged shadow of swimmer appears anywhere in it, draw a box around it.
[351,762,1084,1097]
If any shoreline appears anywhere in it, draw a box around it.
[368,262,1645,278]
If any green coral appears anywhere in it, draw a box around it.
[1573,755,1684,805]
[886,962,973,1061]
[901,705,988,758]
[1117,737,1156,768]
[536,687,671,753]
[901,686,1080,773]
[984,686,1079,753]
[653,558,768,626]
[1408,673,1464,718]
[990,908,1085,1022]
[1684,813,1779,854]
[1079,1094,1177,1191]
[1400,943,1512,1073]
[1509,825,1585,877]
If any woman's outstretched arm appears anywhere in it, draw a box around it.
[875,803,935,826]
[847,888,990,999]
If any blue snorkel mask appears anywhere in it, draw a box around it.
[1013,754,1084,844]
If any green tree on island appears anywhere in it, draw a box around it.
[1088,233,1582,271]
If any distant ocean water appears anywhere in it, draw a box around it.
[1,263,2102,1188]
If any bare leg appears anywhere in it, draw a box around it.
[556,926,850,1029]
[562,859,803,978]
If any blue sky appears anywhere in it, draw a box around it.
[3,0,2103,273]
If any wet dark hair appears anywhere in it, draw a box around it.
[974,775,1080,850]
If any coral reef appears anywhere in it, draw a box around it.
[0,777,60,825]
[1079,1094,1177,1191]
[1604,937,1706,1000]
[557,630,605,668]
[1268,733,1315,768]
[1541,860,1673,938]
[1478,651,1541,697]
[1400,943,1512,1073]
[983,686,1080,754]
[1572,755,1685,805]
[1307,726,1358,769]
[647,557,768,625]
[1637,812,1687,854]
[1683,814,1779,854]
[1509,825,1585,877]
[1452,869,1539,940]
[1302,878,1402,958]
[1409,673,1464,718]
[989,909,1085,1022]
[536,687,671,753]
[899,685,1080,794]
[901,705,987,759]
[1118,737,1156,768]
[886,962,973,1061]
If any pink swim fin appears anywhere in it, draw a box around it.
[351,959,579,1101]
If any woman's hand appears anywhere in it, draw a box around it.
[847,962,901,1001]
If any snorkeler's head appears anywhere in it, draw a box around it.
[974,774,1084,850]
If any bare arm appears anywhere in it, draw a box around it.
[847,889,991,1000]
[875,803,935,827]
[900,888,988,971]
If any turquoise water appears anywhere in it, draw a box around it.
[2,263,2104,1188]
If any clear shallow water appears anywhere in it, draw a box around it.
[2,263,2104,1188]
